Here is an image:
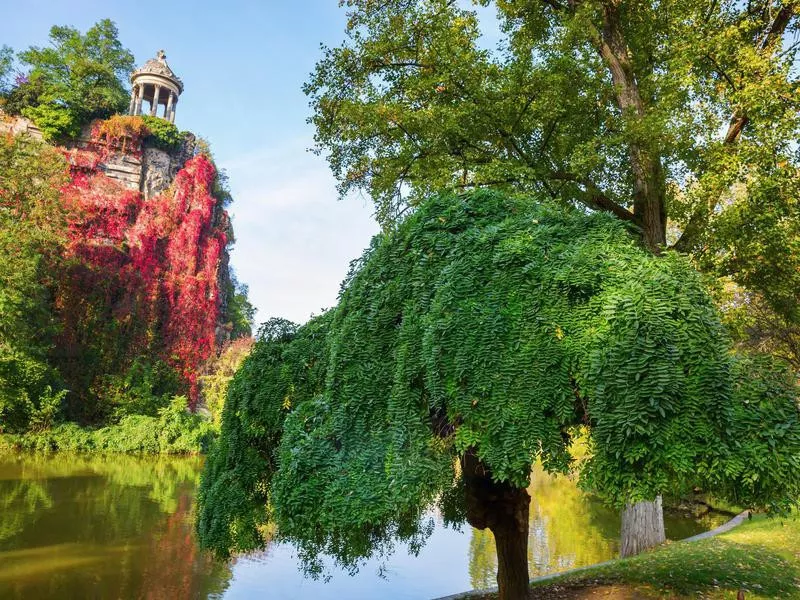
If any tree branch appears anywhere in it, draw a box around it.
[549,171,637,223]
[674,3,797,252]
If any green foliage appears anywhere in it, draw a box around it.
[21,102,82,140]
[14,19,134,140]
[0,134,68,433]
[0,45,13,95]
[2,77,44,117]
[26,386,67,433]
[95,358,182,419]
[306,1,799,229]
[198,190,800,569]
[10,396,214,455]
[223,273,255,339]
[140,115,182,152]
[211,168,234,208]
[198,317,326,557]
[0,349,56,433]
[698,174,800,326]
[305,0,800,346]
[198,338,253,430]
[719,285,800,370]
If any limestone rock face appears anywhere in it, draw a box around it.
[0,113,44,140]
[141,147,174,199]
[140,135,197,199]
[101,153,142,189]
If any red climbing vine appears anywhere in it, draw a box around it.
[56,130,229,409]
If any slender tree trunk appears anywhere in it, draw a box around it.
[593,3,669,549]
[620,496,666,558]
[462,450,531,600]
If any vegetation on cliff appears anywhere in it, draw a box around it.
[0,134,69,433]
[1,20,133,140]
[0,21,253,451]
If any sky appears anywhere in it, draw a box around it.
[3,0,382,325]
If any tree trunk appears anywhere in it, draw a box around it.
[594,1,667,253]
[462,451,531,600]
[620,496,666,558]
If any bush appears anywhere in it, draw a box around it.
[9,396,214,454]
[94,358,182,420]
[21,101,81,141]
[199,338,253,429]
[0,349,62,433]
[140,115,182,152]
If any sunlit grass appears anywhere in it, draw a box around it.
[524,512,800,599]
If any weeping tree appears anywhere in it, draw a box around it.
[198,191,800,600]
[305,3,800,527]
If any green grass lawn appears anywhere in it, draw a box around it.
[524,513,800,599]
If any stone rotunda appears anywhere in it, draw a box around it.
[128,50,183,123]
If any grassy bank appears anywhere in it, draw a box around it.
[466,513,800,599]
[1,397,214,455]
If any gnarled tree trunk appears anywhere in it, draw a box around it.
[620,496,666,558]
[462,450,531,600]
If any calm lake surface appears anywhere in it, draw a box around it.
[0,452,726,599]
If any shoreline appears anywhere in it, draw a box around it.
[432,510,751,600]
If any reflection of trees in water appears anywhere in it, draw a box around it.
[0,479,53,545]
[469,464,618,589]
[140,491,231,599]
[0,453,232,599]
[468,528,496,590]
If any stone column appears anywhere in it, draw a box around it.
[151,85,161,117]
[128,85,137,115]
[169,98,177,123]
[165,91,174,120]
[135,85,144,115]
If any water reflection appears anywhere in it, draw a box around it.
[469,463,617,590]
[467,464,728,591]
[0,453,231,599]
[0,453,723,599]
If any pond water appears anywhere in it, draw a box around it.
[0,452,727,599]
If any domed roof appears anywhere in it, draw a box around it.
[131,50,183,93]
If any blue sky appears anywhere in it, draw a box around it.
[4,0,382,325]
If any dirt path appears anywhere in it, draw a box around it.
[467,582,661,599]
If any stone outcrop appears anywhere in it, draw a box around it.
[1,111,234,352]
[102,153,143,189]
[0,113,44,140]
[140,134,195,199]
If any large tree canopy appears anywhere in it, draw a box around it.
[198,190,800,596]
[305,0,800,355]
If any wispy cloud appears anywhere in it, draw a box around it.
[221,139,379,326]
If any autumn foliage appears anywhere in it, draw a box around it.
[91,115,150,155]
[56,133,229,411]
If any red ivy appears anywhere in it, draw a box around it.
[59,146,228,408]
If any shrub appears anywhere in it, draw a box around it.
[9,395,214,454]
[199,338,254,429]
[140,115,182,152]
[94,358,182,420]
[92,115,151,153]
